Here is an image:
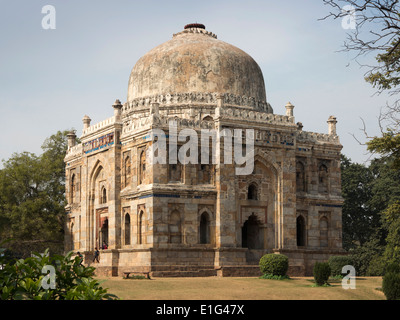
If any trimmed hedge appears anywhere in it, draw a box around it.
[259,254,289,277]
[328,256,354,277]
[313,262,331,286]
[385,262,400,275]
[382,263,400,300]
[383,271,400,300]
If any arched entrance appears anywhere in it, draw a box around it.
[100,218,109,248]
[200,212,210,244]
[242,214,262,249]
[296,215,306,247]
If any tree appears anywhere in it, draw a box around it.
[0,130,76,257]
[381,202,400,264]
[341,155,379,249]
[321,1,400,164]
[341,154,400,274]
[321,1,400,275]
[367,129,400,168]
[321,0,400,92]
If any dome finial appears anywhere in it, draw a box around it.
[184,23,205,30]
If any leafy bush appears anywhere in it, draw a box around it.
[313,262,331,286]
[385,262,400,275]
[259,254,289,277]
[0,248,118,300]
[328,256,354,277]
[382,271,400,300]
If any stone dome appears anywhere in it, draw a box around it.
[127,24,267,108]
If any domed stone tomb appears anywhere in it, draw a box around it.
[127,24,267,111]
[64,24,345,277]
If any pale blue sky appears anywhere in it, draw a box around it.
[0,0,392,166]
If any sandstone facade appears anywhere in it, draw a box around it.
[64,24,344,277]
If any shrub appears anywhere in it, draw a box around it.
[385,262,400,275]
[259,254,289,277]
[328,256,354,277]
[0,248,118,300]
[382,272,400,300]
[313,262,331,286]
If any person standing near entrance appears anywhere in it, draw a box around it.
[93,247,100,263]
[77,251,84,266]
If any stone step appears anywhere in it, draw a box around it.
[150,265,216,272]
[151,269,218,278]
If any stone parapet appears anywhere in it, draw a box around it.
[297,130,340,145]
[81,115,117,138]
[64,143,82,161]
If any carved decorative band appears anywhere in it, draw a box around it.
[123,92,271,113]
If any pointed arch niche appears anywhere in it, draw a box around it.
[238,150,281,251]
[87,161,110,251]
[198,207,215,246]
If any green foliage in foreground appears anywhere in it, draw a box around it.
[0,248,118,300]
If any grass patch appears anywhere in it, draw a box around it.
[96,276,385,300]
[311,282,333,287]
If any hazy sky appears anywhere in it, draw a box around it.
[0,0,393,166]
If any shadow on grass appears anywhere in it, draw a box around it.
[258,274,293,280]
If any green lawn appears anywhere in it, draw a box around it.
[96,276,385,300]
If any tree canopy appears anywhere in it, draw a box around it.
[0,130,75,258]
[341,154,400,274]
[322,0,400,165]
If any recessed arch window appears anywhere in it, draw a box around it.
[124,156,131,187]
[138,210,144,245]
[320,217,329,247]
[296,161,305,192]
[70,174,75,203]
[100,186,107,204]
[296,215,306,247]
[169,163,182,182]
[318,164,328,193]
[247,183,258,200]
[125,213,131,245]
[200,212,210,244]
[139,150,146,184]
[169,210,182,244]
[70,222,74,250]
